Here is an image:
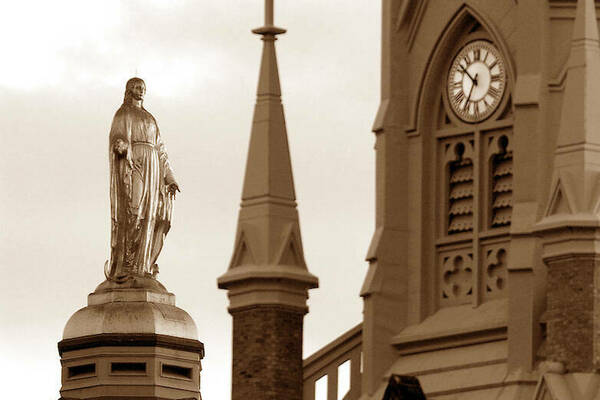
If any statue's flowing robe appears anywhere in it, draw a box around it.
[107,104,176,280]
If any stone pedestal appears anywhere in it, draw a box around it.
[58,277,204,400]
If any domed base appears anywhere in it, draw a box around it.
[59,278,203,399]
[63,278,197,340]
[94,276,169,294]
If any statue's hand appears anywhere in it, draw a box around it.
[167,182,180,200]
[114,139,128,155]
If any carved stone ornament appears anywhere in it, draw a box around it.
[105,78,180,282]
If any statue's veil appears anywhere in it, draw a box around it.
[123,77,145,105]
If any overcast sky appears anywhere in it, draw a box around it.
[0,1,380,398]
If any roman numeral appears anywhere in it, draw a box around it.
[479,100,487,112]
[467,100,475,115]
[488,86,501,99]
[452,90,465,105]
[450,80,462,90]
[473,49,480,61]
[488,59,498,69]
[491,74,502,83]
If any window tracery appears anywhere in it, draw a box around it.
[434,36,513,308]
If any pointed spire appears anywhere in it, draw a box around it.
[218,0,317,311]
[521,0,600,375]
[571,0,599,44]
[241,0,295,202]
[556,0,600,149]
[539,0,600,222]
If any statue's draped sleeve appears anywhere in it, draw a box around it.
[107,107,133,279]
[156,125,176,186]
[155,124,176,224]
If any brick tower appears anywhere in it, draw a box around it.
[217,1,318,400]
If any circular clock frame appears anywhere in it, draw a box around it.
[446,40,507,123]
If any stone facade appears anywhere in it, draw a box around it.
[218,0,600,399]
[306,0,600,399]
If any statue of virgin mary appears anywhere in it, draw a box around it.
[105,77,180,281]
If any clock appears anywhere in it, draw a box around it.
[447,40,506,123]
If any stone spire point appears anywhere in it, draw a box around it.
[239,0,295,203]
[537,0,600,224]
[219,0,317,298]
[572,0,599,44]
[556,0,600,149]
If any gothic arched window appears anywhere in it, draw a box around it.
[435,28,513,308]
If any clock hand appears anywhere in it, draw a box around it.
[465,73,478,108]
[459,65,476,82]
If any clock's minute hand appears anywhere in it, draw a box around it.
[459,65,477,82]
[465,73,478,108]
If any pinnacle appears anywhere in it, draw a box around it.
[241,8,295,202]
[539,0,600,222]
[219,0,318,297]
[556,0,600,149]
[572,0,599,44]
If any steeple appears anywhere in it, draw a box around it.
[540,0,600,223]
[219,0,318,298]
[241,0,294,202]
[218,2,318,398]
[219,0,317,300]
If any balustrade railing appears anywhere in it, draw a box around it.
[303,323,362,400]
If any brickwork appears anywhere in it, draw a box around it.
[545,255,599,372]
[231,305,304,400]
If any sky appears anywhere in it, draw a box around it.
[0,1,380,399]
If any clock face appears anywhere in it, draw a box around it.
[447,40,506,123]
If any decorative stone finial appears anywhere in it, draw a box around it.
[252,0,286,36]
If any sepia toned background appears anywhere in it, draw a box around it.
[0,1,379,398]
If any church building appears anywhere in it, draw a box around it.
[222,0,600,399]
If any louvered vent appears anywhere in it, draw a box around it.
[448,156,474,234]
[491,136,512,227]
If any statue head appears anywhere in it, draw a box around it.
[123,77,146,104]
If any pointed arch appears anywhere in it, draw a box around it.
[407,3,516,134]
[407,2,518,315]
